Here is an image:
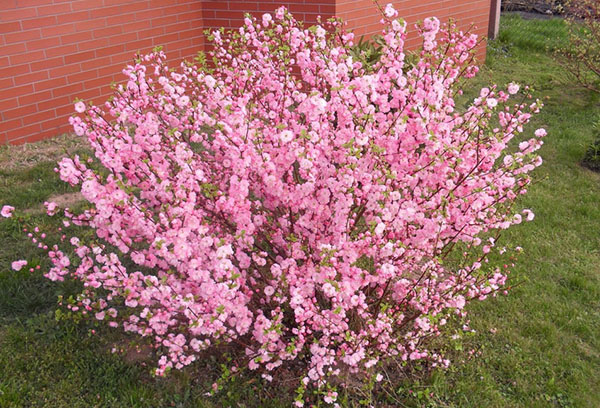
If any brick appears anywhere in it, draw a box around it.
[52,82,83,97]
[90,3,147,19]
[121,20,151,34]
[213,10,240,20]
[203,18,231,28]
[74,18,106,32]
[36,3,72,16]
[151,15,178,27]
[83,76,113,90]
[178,46,202,59]
[160,4,191,15]
[49,64,81,78]
[17,0,53,6]
[22,109,56,126]
[93,25,123,38]
[165,22,191,33]
[10,50,45,65]
[320,4,335,14]
[95,44,125,58]
[0,22,21,34]
[0,77,14,90]
[66,70,97,85]
[4,29,40,44]
[78,38,109,51]
[34,77,67,92]
[21,16,58,30]
[70,0,104,11]
[152,32,180,46]
[134,8,165,21]
[61,30,92,45]
[56,11,90,24]
[74,87,101,101]
[7,123,43,142]
[109,32,137,45]
[55,104,77,116]
[0,118,23,133]
[64,50,95,65]
[98,84,115,96]
[2,42,27,55]
[103,0,139,6]
[18,90,52,107]
[41,23,75,37]
[149,0,176,8]
[37,96,69,112]
[21,128,71,144]
[30,56,63,72]
[0,64,30,78]
[229,2,258,11]
[125,38,153,51]
[105,13,135,26]
[138,27,164,39]
[163,39,192,52]
[45,44,78,58]
[98,64,120,78]
[2,7,37,21]
[13,70,49,86]
[176,11,203,22]
[111,51,137,64]
[0,98,18,112]
[289,3,320,13]
[3,84,34,102]
[26,37,61,51]
[81,57,110,70]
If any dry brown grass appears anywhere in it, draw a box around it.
[0,133,89,172]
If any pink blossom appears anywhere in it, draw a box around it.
[384,3,398,18]
[487,98,498,108]
[522,209,535,221]
[262,13,272,26]
[44,201,58,216]
[508,83,520,94]
[1,205,14,218]
[74,101,86,113]
[11,260,27,271]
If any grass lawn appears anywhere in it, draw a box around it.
[0,13,599,407]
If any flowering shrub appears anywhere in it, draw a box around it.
[557,0,600,93]
[4,4,545,405]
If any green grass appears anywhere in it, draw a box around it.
[411,14,600,408]
[1,13,599,407]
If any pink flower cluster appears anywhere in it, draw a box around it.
[12,5,545,404]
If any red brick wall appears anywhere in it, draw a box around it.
[336,0,490,57]
[202,1,490,59]
[1,0,490,144]
[201,0,335,32]
[1,0,203,144]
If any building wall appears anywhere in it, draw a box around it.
[1,0,491,144]
[1,0,204,144]
[201,1,490,58]
[335,0,490,56]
